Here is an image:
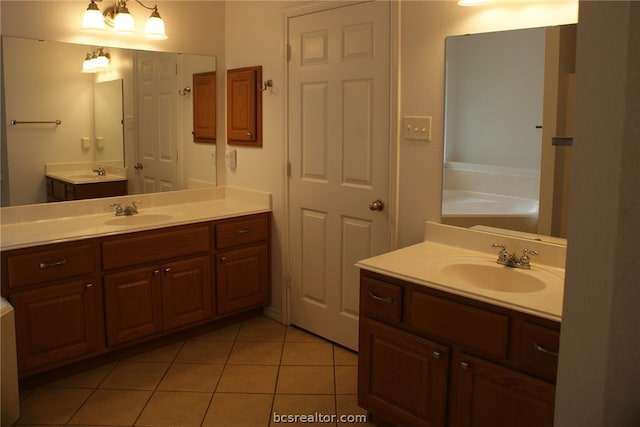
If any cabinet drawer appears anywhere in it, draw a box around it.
[215,215,269,249]
[7,244,94,289]
[517,321,560,381]
[408,290,509,359]
[360,275,403,323]
[103,225,210,270]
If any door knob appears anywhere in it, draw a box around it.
[134,162,144,170]
[369,199,385,211]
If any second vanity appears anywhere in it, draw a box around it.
[45,163,129,202]
[0,187,271,378]
[356,222,565,427]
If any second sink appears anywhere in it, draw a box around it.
[428,256,562,294]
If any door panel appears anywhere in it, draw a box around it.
[289,1,390,349]
[136,51,179,193]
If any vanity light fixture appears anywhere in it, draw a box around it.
[82,47,111,73]
[81,0,168,40]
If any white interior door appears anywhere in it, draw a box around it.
[136,51,180,193]
[288,1,391,350]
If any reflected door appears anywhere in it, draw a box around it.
[136,51,180,193]
[288,1,391,350]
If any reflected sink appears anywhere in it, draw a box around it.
[104,214,174,226]
[429,256,562,293]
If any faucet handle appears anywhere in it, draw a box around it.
[492,243,507,252]
[109,202,124,216]
[492,243,509,265]
[520,249,539,268]
[131,200,142,207]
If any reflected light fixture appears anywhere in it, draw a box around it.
[82,47,111,73]
[82,0,168,40]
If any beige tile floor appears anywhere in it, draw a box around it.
[15,317,377,427]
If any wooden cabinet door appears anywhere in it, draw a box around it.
[161,256,213,330]
[193,71,216,142]
[104,267,163,346]
[449,352,555,427]
[216,245,270,315]
[358,317,449,427]
[227,66,262,146]
[11,279,101,374]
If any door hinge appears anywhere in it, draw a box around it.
[286,44,291,62]
[286,161,291,177]
[286,272,293,288]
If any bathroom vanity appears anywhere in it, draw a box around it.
[0,187,271,378]
[356,222,564,427]
[45,164,128,202]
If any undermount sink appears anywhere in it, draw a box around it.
[429,256,562,294]
[103,214,174,226]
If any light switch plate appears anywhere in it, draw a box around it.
[225,149,237,168]
[403,115,432,141]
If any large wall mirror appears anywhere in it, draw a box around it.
[1,36,217,207]
[442,24,576,239]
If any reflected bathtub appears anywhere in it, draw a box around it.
[441,190,539,232]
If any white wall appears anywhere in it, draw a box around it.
[224,1,288,321]
[3,37,95,205]
[555,2,640,424]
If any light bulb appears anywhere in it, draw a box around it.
[81,1,105,30]
[144,11,167,40]
[114,5,135,34]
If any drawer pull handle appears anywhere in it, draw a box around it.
[460,361,470,370]
[39,259,67,269]
[235,228,252,235]
[367,291,393,304]
[534,342,559,357]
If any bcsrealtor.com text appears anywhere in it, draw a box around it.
[273,412,367,424]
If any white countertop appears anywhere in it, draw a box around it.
[356,222,566,322]
[45,162,127,184]
[0,187,271,251]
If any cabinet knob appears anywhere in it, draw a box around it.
[164,267,171,274]
[220,256,227,262]
[153,269,161,276]
[246,132,252,138]
[433,351,441,359]
[85,283,93,290]
[460,361,470,370]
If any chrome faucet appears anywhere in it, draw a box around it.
[92,167,106,176]
[110,200,141,216]
[492,244,538,269]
